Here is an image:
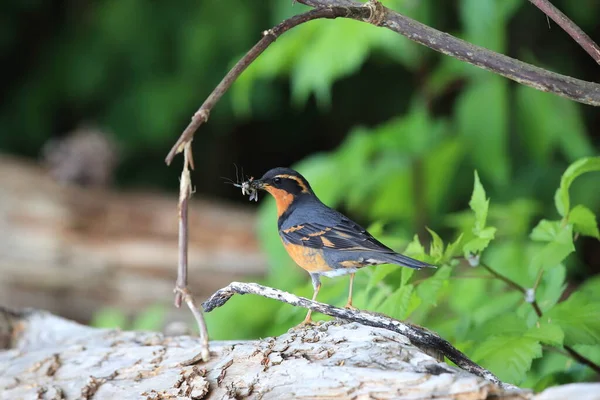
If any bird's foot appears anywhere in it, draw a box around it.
[292,318,316,330]
[344,303,358,311]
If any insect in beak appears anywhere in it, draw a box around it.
[234,177,260,202]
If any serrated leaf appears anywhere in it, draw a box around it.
[469,171,489,231]
[555,157,600,217]
[427,227,444,259]
[473,336,542,384]
[365,264,398,293]
[546,292,600,346]
[578,275,600,301]
[379,284,414,320]
[404,234,426,260]
[568,204,600,239]
[530,219,563,242]
[416,266,452,306]
[444,233,464,261]
[401,266,415,287]
[537,264,567,312]
[527,321,564,347]
[472,314,527,342]
[463,234,495,258]
[530,224,575,272]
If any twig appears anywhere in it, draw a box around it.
[481,263,600,374]
[202,282,503,386]
[295,0,600,106]
[481,264,525,294]
[173,143,210,363]
[528,0,600,65]
[166,1,600,165]
[164,6,371,165]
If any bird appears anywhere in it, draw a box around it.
[247,167,434,325]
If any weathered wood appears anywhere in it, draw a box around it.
[0,308,516,399]
[0,156,266,324]
[1,308,598,399]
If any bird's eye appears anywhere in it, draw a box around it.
[273,177,281,184]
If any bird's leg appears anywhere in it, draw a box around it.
[345,272,358,310]
[301,282,320,325]
[296,274,321,327]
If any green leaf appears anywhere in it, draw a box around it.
[401,266,415,287]
[473,314,527,341]
[366,264,398,293]
[568,204,600,239]
[554,157,600,217]
[416,266,452,306]
[404,234,426,260]
[444,233,464,261]
[530,223,575,272]
[530,219,563,242]
[526,321,564,347]
[578,275,600,301]
[379,284,414,320]
[546,292,600,346]
[473,336,542,384]
[426,227,444,259]
[536,264,567,312]
[462,232,496,259]
[469,170,489,231]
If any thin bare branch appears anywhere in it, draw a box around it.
[528,0,600,65]
[164,6,370,165]
[297,0,600,106]
[172,142,210,363]
[202,282,503,386]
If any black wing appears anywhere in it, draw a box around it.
[280,218,394,252]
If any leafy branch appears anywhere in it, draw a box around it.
[480,262,600,374]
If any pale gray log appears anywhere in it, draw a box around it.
[1,308,598,399]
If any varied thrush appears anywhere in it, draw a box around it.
[245,167,434,324]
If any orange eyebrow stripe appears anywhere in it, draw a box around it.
[274,174,310,193]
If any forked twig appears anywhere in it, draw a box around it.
[173,142,210,363]
[202,282,503,386]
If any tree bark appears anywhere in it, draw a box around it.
[2,308,598,399]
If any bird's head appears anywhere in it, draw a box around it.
[250,167,314,216]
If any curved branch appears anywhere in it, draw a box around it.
[202,282,503,386]
[528,0,600,65]
[165,0,600,164]
[298,0,600,106]
[165,6,370,165]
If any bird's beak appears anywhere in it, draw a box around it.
[250,179,267,190]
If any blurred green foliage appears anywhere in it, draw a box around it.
[208,0,600,389]
[3,0,600,389]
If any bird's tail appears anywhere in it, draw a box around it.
[378,252,435,270]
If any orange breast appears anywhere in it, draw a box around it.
[282,240,332,273]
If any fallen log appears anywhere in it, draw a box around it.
[1,306,597,399]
